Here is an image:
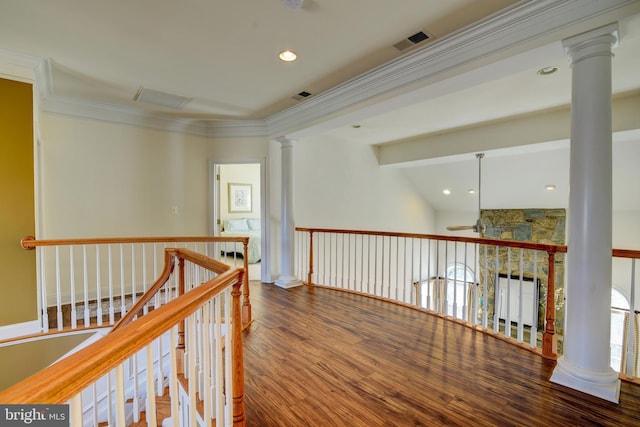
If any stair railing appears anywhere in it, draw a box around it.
[296,227,567,359]
[0,247,247,426]
[20,235,252,333]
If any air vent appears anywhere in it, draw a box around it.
[291,91,312,101]
[133,87,191,109]
[393,30,432,51]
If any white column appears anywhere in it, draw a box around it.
[551,23,619,403]
[275,137,302,289]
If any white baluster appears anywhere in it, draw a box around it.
[202,301,212,423]
[214,296,224,421]
[131,243,136,306]
[530,251,538,348]
[169,326,180,427]
[224,289,233,425]
[505,248,512,338]
[493,247,500,334]
[146,344,157,426]
[55,246,62,330]
[188,313,197,427]
[115,364,126,426]
[132,350,140,423]
[38,247,49,332]
[517,250,525,343]
[96,245,102,326]
[108,245,115,325]
[120,244,126,318]
[83,245,90,327]
[142,244,148,315]
[70,246,76,329]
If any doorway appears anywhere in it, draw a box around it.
[209,160,268,282]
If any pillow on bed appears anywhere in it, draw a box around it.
[247,218,261,231]
[224,219,249,232]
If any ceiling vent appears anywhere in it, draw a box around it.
[291,91,312,101]
[393,30,432,51]
[133,87,191,109]
[283,0,304,9]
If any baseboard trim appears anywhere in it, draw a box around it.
[0,320,41,341]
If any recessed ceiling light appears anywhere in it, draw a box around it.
[279,50,297,62]
[442,189,451,195]
[467,189,476,194]
[537,66,559,76]
[352,124,361,128]
[545,184,556,191]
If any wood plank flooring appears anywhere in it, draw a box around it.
[242,282,640,427]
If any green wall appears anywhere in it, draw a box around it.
[0,78,37,326]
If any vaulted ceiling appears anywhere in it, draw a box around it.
[1,0,639,212]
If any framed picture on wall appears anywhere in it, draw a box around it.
[228,183,252,213]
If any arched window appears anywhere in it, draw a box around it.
[610,288,630,372]
[446,263,474,284]
[445,263,475,320]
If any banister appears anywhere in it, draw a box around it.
[295,227,568,254]
[20,235,253,328]
[111,248,233,332]
[296,227,570,359]
[0,262,244,405]
[20,235,249,249]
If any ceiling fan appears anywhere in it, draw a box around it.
[446,153,486,233]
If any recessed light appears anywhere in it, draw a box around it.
[467,189,476,194]
[545,184,556,191]
[352,124,361,129]
[442,189,451,195]
[537,66,559,76]
[279,50,297,62]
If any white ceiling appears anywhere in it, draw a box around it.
[1,0,639,213]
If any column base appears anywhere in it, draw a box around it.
[275,276,303,289]
[550,356,620,403]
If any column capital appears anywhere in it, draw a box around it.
[276,136,296,148]
[562,22,619,65]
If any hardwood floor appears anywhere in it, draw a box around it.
[242,282,640,427]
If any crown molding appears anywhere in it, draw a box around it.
[265,0,639,139]
[21,0,639,140]
[40,89,268,138]
[0,49,44,83]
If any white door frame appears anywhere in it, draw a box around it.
[208,157,269,283]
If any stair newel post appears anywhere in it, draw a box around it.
[242,239,252,326]
[232,275,246,426]
[176,256,186,374]
[543,250,558,358]
[307,230,314,286]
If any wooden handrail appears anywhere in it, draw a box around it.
[295,227,568,254]
[0,262,244,405]
[613,249,640,259]
[20,235,249,249]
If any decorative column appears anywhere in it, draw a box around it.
[275,137,302,289]
[551,23,619,403]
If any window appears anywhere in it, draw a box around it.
[446,263,474,284]
[610,288,630,372]
[445,263,475,319]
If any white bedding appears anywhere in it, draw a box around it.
[220,219,261,264]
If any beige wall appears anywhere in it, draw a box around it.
[0,78,37,326]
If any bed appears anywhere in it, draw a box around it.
[220,218,261,264]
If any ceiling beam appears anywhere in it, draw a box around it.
[376,91,640,167]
